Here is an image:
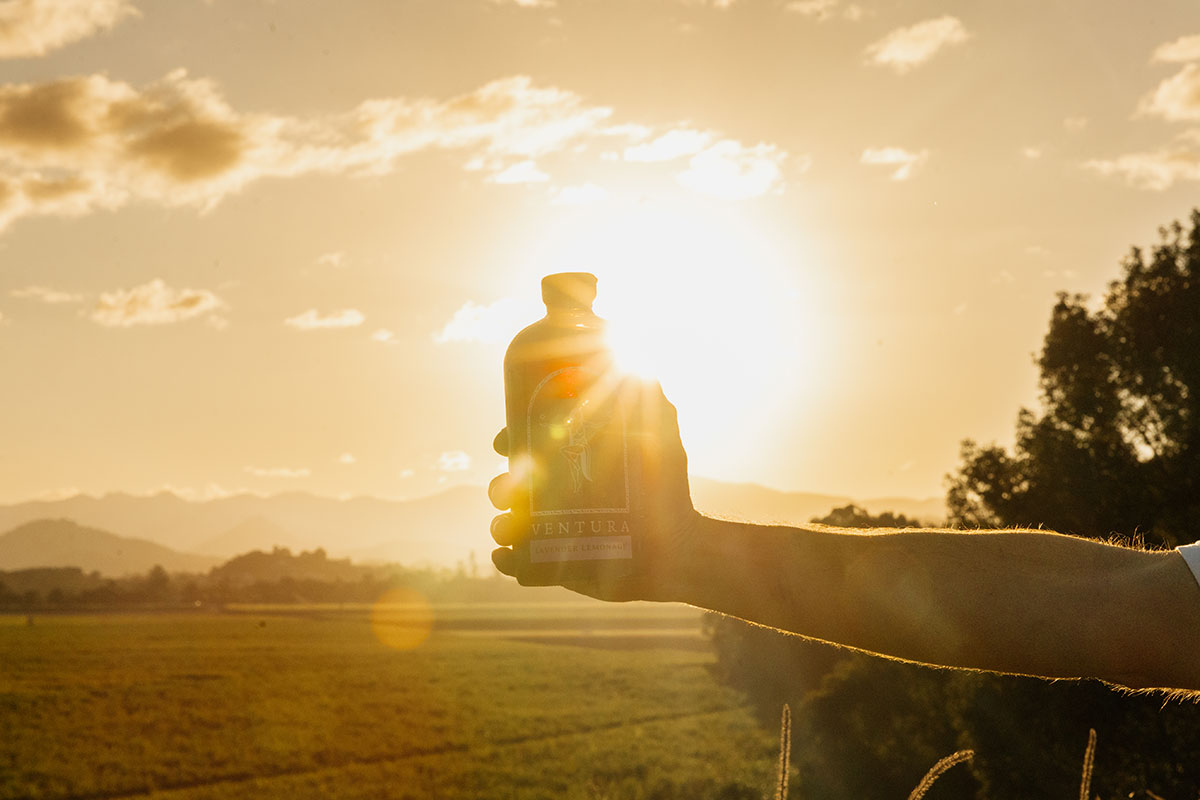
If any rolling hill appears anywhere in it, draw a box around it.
[0,519,220,576]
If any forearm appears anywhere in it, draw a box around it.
[671,515,1200,691]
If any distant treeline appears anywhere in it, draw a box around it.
[0,546,532,609]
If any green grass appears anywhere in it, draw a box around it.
[0,606,778,800]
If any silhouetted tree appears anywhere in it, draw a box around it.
[937,209,1200,798]
[144,564,171,602]
[812,503,922,529]
[948,210,1200,547]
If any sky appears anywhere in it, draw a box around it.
[2,0,1200,505]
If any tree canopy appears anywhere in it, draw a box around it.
[948,209,1200,547]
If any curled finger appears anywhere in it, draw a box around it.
[491,547,517,577]
[487,472,518,511]
[490,513,523,546]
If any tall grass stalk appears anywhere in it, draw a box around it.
[906,750,974,800]
[1078,728,1097,800]
[774,704,791,800]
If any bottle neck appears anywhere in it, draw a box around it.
[544,304,597,321]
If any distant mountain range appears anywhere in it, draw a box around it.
[0,519,220,576]
[0,486,493,567]
[0,481,945,576]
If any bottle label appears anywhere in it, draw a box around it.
[526,366,631,562]
[529,535,632,562]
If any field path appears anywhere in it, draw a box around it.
[54,706,750,800]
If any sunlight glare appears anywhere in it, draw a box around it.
[529,197,823,468]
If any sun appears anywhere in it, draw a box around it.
[526,194,824,469]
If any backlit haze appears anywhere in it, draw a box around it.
[3,0,1200,506]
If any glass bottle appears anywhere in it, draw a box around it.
[503,272,637,585]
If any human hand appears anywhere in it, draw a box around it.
[488,379,700,602]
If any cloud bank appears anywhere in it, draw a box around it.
[0,72,614,234]
[0,71,792,234]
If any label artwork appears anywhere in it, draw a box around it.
[527,366,629,516]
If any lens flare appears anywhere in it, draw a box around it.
[370,587,434,651]
[605,321,663,381]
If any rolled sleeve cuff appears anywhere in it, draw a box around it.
[1178,543,1200,590]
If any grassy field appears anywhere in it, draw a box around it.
[0,603,779,800]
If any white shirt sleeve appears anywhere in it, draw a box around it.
[1177,542,1200,590]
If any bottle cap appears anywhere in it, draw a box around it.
[541,272,597,310]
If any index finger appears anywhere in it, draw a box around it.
[493,428,509,457]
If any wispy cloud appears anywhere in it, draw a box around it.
[0,0,138,59]
[1152,34,1200,64]
[1042,268,1077,280]
[10,285,83,303]
[337,453,356,465]
[623,129,712,162]
[489,0,555,6]
[864,16,969,74]
[1138,63,1200,121]
[784,0,865,22]
[433,298,529,344]
[860,147,929,180]
[677,140,788,199]
[1084,130,1200,190]
[488,159,549,184]
[90,279,225,327]
[438,451,472,472]
[615,126,791,198]
[284,308,365,330]
[151,483,239,501]
[370,328,396,343]
[316,251,346,268]
[244,466,311,479]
